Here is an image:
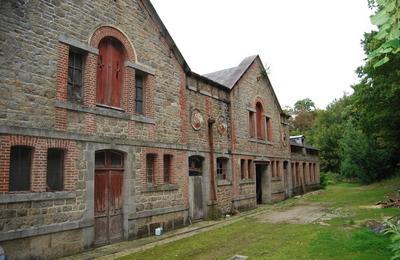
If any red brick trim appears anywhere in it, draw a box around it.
[89,26,136,62]
[0,135,78,193]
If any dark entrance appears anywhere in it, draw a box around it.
[256,163,269,204]
[188,156,204,220]
[94,150,124,245]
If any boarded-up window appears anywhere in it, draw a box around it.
[9,146,32,192]
[146,154,156,184]
[47,149,64,191]
[135,74,144,114]
[68,51,84,103]
[216,157,228,180]
[240,159,246,179]
[266,117,272,141]
[163,154,172,183]
[256,103,264,140]
[97,37,125,108]
[189,156,203,176]
[248,160,253,179]
[249,111,255,137]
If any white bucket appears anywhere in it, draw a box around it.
[155,227,163,236]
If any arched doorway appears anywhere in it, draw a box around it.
[94,150,124,245]
[188,156,204,220]
[96,37,125,108]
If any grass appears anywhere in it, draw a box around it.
[119,175,400,260]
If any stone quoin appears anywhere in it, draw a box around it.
[0,0,320,258]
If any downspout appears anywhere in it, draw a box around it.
[208,118,217,202]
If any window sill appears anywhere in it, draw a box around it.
[55,100,155,125]
[239,179,255,185]
[0,191,76,204]
[271,177,283,182]
[144,184,179,193]
[217,179,232,187]
[249,138,273,145]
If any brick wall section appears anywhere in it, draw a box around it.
[0,136,78,193]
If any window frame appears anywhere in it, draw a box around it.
[163,154,172,184]
[135,73,145,115]
[9,146,33,192]
[216,157,228,180]
[46,148,65,192]
[67,50,85,103]
[146,154,156,185]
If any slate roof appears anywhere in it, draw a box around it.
[204,55,258,89]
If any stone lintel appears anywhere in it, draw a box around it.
[59,35,99,55]
[125,61,156,75]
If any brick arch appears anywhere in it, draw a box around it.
[89,25,137,62]
[253,96,265,110]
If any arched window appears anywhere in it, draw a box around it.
[256,102,264,140]
[97,37,125,108]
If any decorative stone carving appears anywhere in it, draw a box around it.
[191,109,204,130]
[217,115,227,135]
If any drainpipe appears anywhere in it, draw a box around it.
[208,117,217,202]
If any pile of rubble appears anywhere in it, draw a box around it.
[376,195,400,208]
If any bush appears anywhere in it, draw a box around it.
[320,172,328,189]
[384,218,400,260]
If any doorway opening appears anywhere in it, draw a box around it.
[256,163,268,204]
[94,150,124,245]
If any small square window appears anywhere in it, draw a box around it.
[217,158,228,180]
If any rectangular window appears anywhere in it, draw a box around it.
[276,161,280,178]
[248,160,253,179]
[163,155,172,183]
[217,158,228,180]
[266,117,272,141]
[68,51,84,103]
[146,154,156,184]
[9,146,32,192]
[271,161,275,178]
[249,111,255,137]
[47,149,64,191]
[135,74,144,115]
[240,159,246,179]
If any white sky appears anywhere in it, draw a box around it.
[151,0,375,109]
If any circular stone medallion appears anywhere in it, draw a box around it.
[217,115,227,135]
[191,109,204,131]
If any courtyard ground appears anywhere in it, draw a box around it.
[67,175,400,260]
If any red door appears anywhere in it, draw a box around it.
[97,38,124,108]
[94,150,124,245]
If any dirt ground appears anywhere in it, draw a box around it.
[254,203,336,224]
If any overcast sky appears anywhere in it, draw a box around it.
[151,0,375,109]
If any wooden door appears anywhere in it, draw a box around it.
[97,38,124,108]
[94,151,124,245]
[188,156,204,220]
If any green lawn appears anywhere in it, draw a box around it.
[120,176,400,260]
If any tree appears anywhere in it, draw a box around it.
[340,121,390,183]
[294,98,316,113]
[353,31,400,169]
[368,0,400,67]
[307,95,353,173]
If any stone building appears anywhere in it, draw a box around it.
[0,0,320,258]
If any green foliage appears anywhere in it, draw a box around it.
[384,220,400,259]
[339,121,390,183]
[368,0,400,67]
[319,172,328,189]
[294,98,316,113]
[306,95,352,173]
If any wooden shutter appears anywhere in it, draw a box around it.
[47,149,64,191]
[97,38,124,108]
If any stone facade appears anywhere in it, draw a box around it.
[0,0,320,258]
